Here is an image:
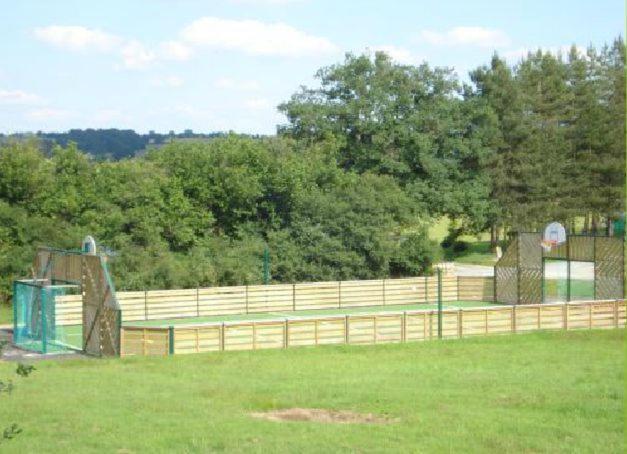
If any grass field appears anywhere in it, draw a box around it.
[0,303,11,326]
[125,300,501,327]
[0,329,623,453]
[428,217,496,266]
[545,278,595,302]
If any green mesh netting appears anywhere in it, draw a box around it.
[13,280,82,353]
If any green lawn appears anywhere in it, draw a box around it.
[126,300,501,327]
[545,279,596,302]
[428,217,496,266]
[0,329,623,453]
[0,304,11,326]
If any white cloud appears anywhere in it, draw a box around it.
[420,26,510,48]
[151,76,184,88]
[33,25,121,52]
[27,108,73,120]
[214,77,260,91]
[0,89,42,105]
[159,40,194,61]
[119,40,156,70]
[180,17,338,57]
[368,45,421,65]
[245,97,273,110]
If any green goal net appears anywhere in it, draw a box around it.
[13,280,82,354]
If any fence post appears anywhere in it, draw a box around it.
[245,285,249,314]
[566,239,571,302]
[614,300,619,328]
[168,326,174,355]
[144,290,148,320]
[220,322,225,351]
[12,281,17,337]
[119,323,125,357]
[563,303,568,330]
[338,281,342,309]
[292,284,296,311]
[284,319,289,348]
[196,287,200,317]
[424,276,428,303]
[437,268,443,339]
[41,287,47,354]
[373,315,377,344]
[344,315,349,344]
[457,309,462,339]
[382,279,386,306]
[512,306,516,333]
[252,323,257,350]
[117,310,122,356]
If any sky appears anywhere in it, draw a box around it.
[0,0,624,135]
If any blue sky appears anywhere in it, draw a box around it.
[0,0,623,134]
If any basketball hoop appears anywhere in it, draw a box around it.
[541,239,556,252]
[542,222,566,253]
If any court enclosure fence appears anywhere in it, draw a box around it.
[120,299,626,356]
[495,233,624,305]
[49,274,495,326]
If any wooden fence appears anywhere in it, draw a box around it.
[55,274,463,325]
[120,300,625,356]
[457,276,494,301]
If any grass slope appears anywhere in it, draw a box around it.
[0,304,11,326]
[428,217,496,266]
[0,330,623,453]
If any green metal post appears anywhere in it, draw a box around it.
[168,326,174,355]
[437,268,442,339]
[41,288,47,354]
[263,246,270,285]
[541,258,545,303]
[566,239,571,302]
[116,310,122,356]
[12,281,17,341]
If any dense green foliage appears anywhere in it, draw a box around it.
[279,53,498,233]
[0,136,438,300]
[0,330,622,452]
[471,39,625,235]
[281,40,625,240]
[0,38,623,301]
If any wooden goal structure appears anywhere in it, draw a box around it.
[13,246,121,356]
[495,232,624,305]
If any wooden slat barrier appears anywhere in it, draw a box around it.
[54,274,462,325]
[457,276,494,301]
[120,300,625,356]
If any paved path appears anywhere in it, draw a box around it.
[454,264,494,277]
[453,262,593,280]
[0,328,82,362]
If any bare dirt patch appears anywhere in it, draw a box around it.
[250,408,397,424]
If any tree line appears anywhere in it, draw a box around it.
[0,37,623,301]
[0,129,237,160]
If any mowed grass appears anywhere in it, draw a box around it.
[0,303,11,326]
[0,329,623,453]
[427,217,496,266]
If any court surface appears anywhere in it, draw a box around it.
[124,300,502,327]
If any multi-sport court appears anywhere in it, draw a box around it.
[11,229,625,357]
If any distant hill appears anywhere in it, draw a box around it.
[0,129,264,159]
